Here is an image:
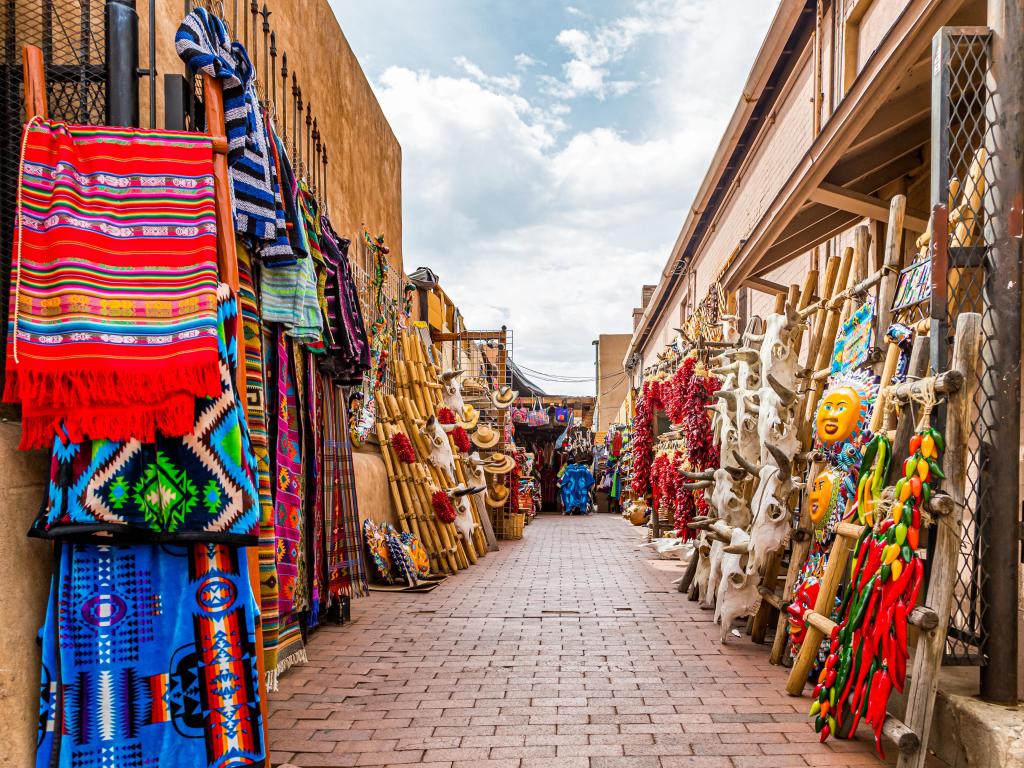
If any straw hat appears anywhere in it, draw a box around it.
[457,404,480,431]
[490,385,518,410]
[485,482,510,508]
[472,424,500,450]
[484,452,516,474]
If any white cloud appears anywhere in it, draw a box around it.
[454,56,521,92]
[364,2,777,392]
[513,53,540,70]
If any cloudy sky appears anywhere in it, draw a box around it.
[331,0,779,395]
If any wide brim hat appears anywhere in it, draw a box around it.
[484,452,516,474]
[472,424,500,450]
[485,483,510,507]
[409,266,439,290]
[457,404,480,431]
[490,386,519,410]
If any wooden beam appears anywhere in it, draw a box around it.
[808,182,930,230]
[742,275,788,295]
[721,0,950,292]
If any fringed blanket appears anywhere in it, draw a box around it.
[272,327,306,675]
[34,284,258,544]
[5,121,222,450]
[323,380,368,598]
[37,542,266,768]
[238,244,281,687]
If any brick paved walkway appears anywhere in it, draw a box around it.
[270,513,940,768]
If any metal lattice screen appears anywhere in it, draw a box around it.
[931,28,995,666]
[0,0,107,379]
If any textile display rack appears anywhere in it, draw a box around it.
[11,5,379,761]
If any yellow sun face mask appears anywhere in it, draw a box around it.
[807,470,835,526]
[816,387,861,444]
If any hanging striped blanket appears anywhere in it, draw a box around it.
[4,121,221,450]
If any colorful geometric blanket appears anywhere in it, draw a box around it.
[238,243,281,684]
[34,284,258,544]
[37,541,266,768]
[5,121,222,450]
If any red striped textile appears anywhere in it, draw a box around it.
[4,121,222,448]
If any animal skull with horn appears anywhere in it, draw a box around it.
[420,415,457,484]
[755,372,801,464]
[446,483,485,547]
[714,527,759,642]
[438,369,467,413]
[744,443,801,577]
[756,304,803,391]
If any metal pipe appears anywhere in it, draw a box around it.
[105,0,140,127]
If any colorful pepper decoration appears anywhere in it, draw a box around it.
[432,490,457,523]
[391,432,416,464]
[810,426,940,756]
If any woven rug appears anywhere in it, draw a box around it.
[37,541,266,768]
[34,284,258,544]
[334,384,369,598]
[238,244,281,686]
[5,121,222,450]
[272,328,306,676]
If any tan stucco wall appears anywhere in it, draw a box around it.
[0,424,51,766]
[144,0,403,268]
[596,333,630,434]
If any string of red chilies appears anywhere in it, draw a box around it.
[630,358,718,538]
[811,427,942,756]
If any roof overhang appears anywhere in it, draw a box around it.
[721,0,962,291]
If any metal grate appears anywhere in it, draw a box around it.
[930,29,996,667]
[0,0,107,380]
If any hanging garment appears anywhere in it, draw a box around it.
[272,328,307,675]
[259,185,323,342]
[5,121,222,450]
[36,541,266,768]
[176,8,279,242]
[319,217,370,384]
[254,109,298,265]
[559,463,595,515]
[321,376,368,599]
[238,244,281,685]
[34,284,257,544]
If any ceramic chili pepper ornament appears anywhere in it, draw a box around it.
[810,424,941,756]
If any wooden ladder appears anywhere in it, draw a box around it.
[783,311,980,767]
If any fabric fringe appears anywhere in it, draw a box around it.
[275,649,307,677]
[265,669,279,693]
[4,359,222,409]
[19,396,201,450]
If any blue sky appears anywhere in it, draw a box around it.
[330,0,779,395]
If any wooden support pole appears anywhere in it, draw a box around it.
[22,46,48,120]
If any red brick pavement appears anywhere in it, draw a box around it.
[269,513,947,768]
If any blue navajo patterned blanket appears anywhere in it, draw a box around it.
[37,541,266,768]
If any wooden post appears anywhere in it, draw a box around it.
[876,195,907,340]
[22,46,48,120]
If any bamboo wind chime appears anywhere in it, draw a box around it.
[373,328,492,575]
